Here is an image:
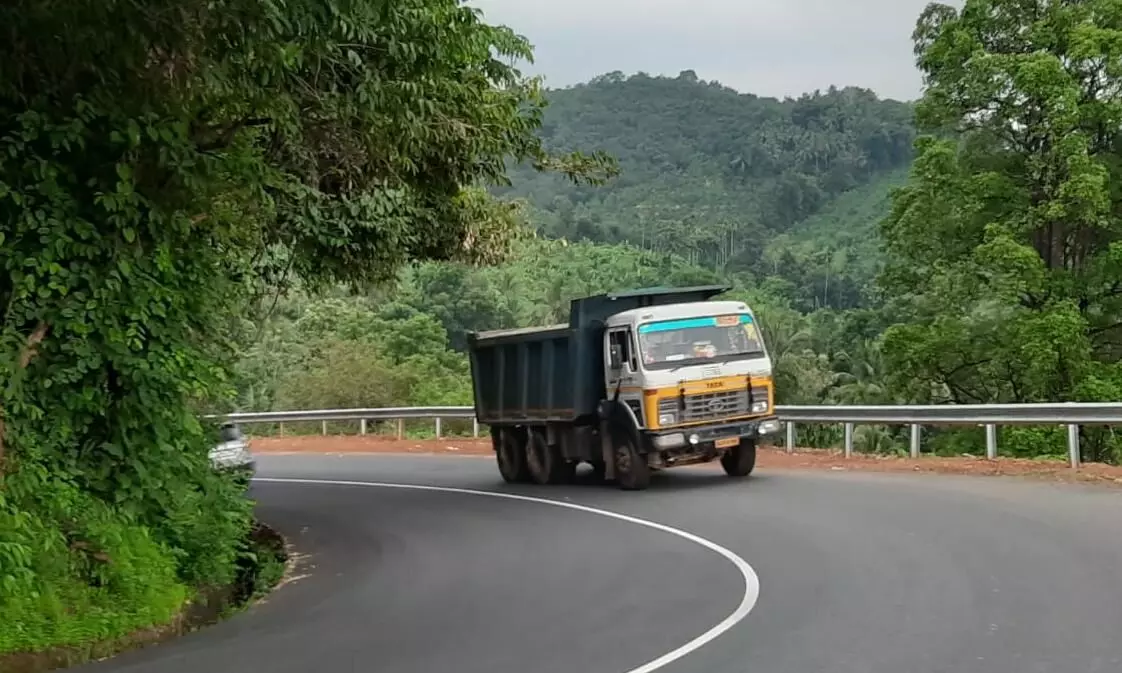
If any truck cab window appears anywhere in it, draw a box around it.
[609,330,635,371]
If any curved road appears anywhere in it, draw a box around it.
[84,454,1122,673]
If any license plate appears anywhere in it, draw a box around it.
[714,436,739,449]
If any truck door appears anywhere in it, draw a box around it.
[606,328,645,427]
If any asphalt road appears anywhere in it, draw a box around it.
[83,454,1122,673]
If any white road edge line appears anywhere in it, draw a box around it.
[254,477,760,673]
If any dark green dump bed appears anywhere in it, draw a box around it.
[467,285,730,425]
[468,324,582,424]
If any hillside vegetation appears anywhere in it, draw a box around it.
[497,71,915,310]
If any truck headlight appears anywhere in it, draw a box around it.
[659,413,676,426]
[751,401,768,413]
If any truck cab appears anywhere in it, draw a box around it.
[602,300,780,479]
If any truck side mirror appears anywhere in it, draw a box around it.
[609,344,623,370]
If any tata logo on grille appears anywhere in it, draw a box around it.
[707,398,727,413]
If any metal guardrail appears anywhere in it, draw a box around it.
[217,403,1122,470]
[778,403,1122,468]
[224,406,475,423]
[779,403,1122,425]
[218,406,477,443]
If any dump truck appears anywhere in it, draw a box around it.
[467,285,780,490]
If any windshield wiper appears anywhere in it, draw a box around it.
[666,352,754,373]
[668,359,701,374]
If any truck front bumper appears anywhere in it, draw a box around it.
[642,416,781,452]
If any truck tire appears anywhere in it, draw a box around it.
[496,427,531,483]
[720,438,757,477]
[526,428,575,485]
[614,434,650,491]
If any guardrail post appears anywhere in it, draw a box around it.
[844,422,854,459]
[910,424,921,458]
[321,420,327,435]
[396,418,404,440]
[279,422,285,436]
[360,418,367,435]
[472,418,479,438]
[1067,424,1080,469]
[985,424,997,460]
[785,422,795,453]
[435,417,442,439]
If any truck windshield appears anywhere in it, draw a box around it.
[637,314,764,368]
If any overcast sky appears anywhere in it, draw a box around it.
[472,0,940,101]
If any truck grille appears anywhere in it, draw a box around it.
[659,387,769,425]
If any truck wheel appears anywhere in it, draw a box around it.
[526,428,574,484]
[496,427,531,483]
[720,438,757,477]
[614,434,650,491]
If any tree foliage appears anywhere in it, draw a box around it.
[880,0,1122,460]
[0,0,609,654]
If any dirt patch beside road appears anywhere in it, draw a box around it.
[251,435,494,456]
[249,435,1122,487]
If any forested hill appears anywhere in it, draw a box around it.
[495,71,915,309]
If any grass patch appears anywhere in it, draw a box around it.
[0,517,288,673]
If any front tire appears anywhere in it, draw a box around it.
[496,427,531,483]
[614,434,651,491]
[720,438,757,477]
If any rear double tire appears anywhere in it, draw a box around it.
[526,427,576,485]
[720,438,757,477]
[495,426,531,483]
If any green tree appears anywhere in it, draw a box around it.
[880,0,1122,459]
[0,0,609,654]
